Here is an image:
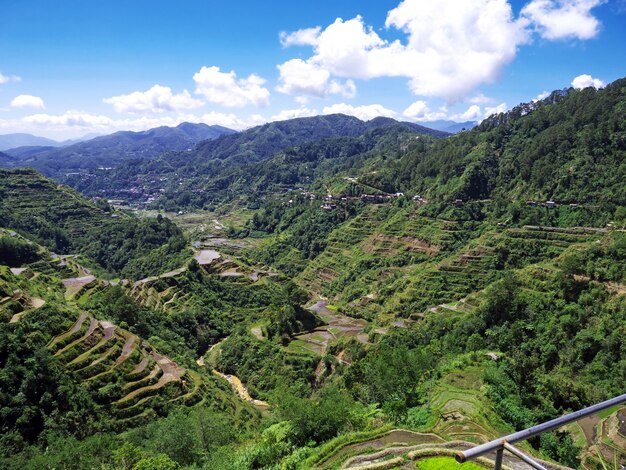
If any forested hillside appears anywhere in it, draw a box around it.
[64,115,447,208]
[1,77,625,470]
[0,169,189,278]
[0,123,235,177]
[362,80,626,205]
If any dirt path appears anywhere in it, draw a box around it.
[212,369,269,410]
[578,415,599,445]
[9,297,45,323]
[115,335,137,365]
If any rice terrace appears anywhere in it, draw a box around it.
[1,1,625,468]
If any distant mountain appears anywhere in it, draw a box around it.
[0,122,236,176]
[68,114,449,207]
[60,132,103,146]
[0,150,16,165]
[0,133,62,150]
[167,114,447,168]
[4,145,57,159]
[420,120,477,133]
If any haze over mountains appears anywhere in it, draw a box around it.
[0,133,62,150]
[0,122,236,176]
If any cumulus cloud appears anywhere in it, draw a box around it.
[193,66,270,107]
[103,85,203,114]
[271,107,317,121]
[280,27,321,47]
[276,58,356,99]
[10,94,45,110]
[0,109,269,140]
[404,99,508,123]
[323,103,396,121]
[521,0,604,40]
[452,105,483,121]
[402,100,447,121]
[533,90,551,102]
[403,100,430,119]
[483,102,509,117]
[278,3,528,102]
[277,0,605,102]
[20,111,117,131]
[571,73,605,89]
[192,112,266,129]
[0,72,21,85]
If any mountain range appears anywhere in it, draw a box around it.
[64,114,449,205]
[1,78,625,469]
[0,122,236,176]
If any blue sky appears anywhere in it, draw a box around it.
[0,0,624,139]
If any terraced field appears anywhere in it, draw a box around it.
[299,217,607,322]
[312,367,574,470]
[46,309,207,428]
[382,224,606,316]
[0,246,257,435]
[289,300,370,356]
[567,405,626,469]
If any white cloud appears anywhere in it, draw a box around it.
[193,66,270,108]
[103,85,203,114]
[0,108,271,140]
[571,73,605,89]
[533,90,551,102]
[521,0,604,40]
[21,111,116,128]
[452,105,483,121]
[278,0,605,102]
[193,112,266,130]
[280,27,321,47]
[323,103,396,121]
[468,93,494,104]
[403,100,430,119]
[276,58,356,99]
[271,107,317,121]
[403,100,508,123]
[386,0,529,100]
[483,102,509,117]
[10,94,45,110]
[402,100,447,121]
[0,72,21,85]
[278,3,528,102]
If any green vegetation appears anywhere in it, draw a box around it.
[0,169,190,278]
[416,456,485,469]
[2,77,626,469]
[68,115,446,209]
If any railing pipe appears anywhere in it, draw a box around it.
[502,442,548,470]
[456,392,626,464]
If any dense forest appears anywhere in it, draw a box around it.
[1,77,625,469]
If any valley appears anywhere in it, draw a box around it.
[1,78,626,470]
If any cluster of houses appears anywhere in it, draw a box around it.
[526,200,579,208]
[317,192,428,210]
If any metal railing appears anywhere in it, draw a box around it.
[456,393,626,469]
